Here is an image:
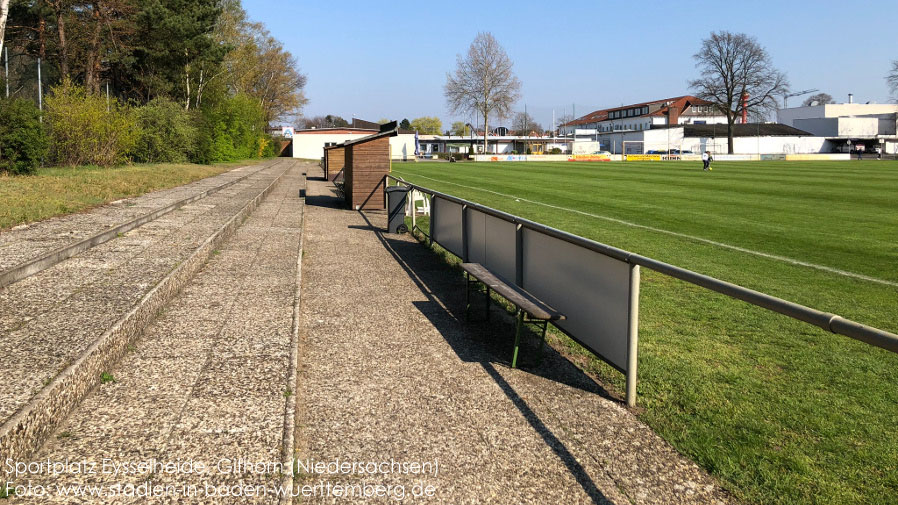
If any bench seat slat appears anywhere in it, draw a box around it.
[461,263,564,321]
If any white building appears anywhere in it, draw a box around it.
[590,123,830,155]
[560,95,728,137]
[290,127,418,161]
[776,102,898,154]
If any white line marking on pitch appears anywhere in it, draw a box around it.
[397,171,898,289]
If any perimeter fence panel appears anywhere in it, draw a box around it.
[521,228,633,372]
[465,208,518,282]
[432,196,463,257]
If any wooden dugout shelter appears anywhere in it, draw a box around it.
[342,124,398,210]
[323,143,345,181]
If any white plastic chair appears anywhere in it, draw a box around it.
[408,190,430,215]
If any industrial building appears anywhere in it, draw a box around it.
[776,100,898,154]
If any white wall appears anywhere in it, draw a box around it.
[390,134,417,160]
[680,136,831,154]
[292,132,373,159]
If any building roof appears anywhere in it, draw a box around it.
[563,95,717,126]
[342,127,399,147]
[296,128,378,135]
[654,123,813,137]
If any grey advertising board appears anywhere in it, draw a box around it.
[465,208,518,282]
[521,228,632,371]
[432,196,464,257]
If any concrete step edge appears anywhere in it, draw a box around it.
[279,174,306,505]
[0,164,290,463]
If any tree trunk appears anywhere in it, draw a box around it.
[727,118,735,154]
[0,0,10,62]
[55,6,69,78]
[84,3,103,93]
[483,112,488,154]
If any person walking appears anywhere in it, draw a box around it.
[702,151,712,171]
[875,146,882,160]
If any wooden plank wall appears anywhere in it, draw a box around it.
[346,137,389,210]
[325,147,345,180]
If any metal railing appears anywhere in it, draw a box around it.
[387,174,898,405]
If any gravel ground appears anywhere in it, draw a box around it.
[0,161,290,431]
[296,167,735,505]
[4,162,308,504]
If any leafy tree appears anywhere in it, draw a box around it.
[399,118,411,130]
[214,0,307,122]
[689,31,788,153]
[450,121,470,136]
[0,98,48,174]
[410,116,442,134]
[801,93,833,106]
[300,115,347,129]
[445,32,521,153]
[131,0,226,108]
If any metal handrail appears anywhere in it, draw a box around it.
[386,174,898,354]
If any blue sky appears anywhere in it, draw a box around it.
[243,0,898,129]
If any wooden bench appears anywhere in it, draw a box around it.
[461,263,565,368]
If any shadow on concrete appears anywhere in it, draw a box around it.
[305,188,346,209]
[356,210,614,505]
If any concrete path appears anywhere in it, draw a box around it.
[297,168,735,504]
[6,162,308,503]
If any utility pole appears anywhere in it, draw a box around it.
[4,46,8,98]
[37,57,42,121]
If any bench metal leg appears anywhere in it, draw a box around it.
[537,320,549,366]
[465,272,471,322]
[511,309,524,368]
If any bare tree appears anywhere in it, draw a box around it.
[512,111,542,135]
[0,0,9,62]
[888,60,898,100]
[689,31,789,153]
[445,32,521,154]
[802,93,833,107]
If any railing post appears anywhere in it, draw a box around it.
[429,195,436,247]
[626,264,641,408]
[461,204,469,262]
[515,224,524,287]
[411,189,417,232]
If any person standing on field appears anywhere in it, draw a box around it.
[702,151,712,171]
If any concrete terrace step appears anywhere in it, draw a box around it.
[8,164,307,504]
[0,160,279,288]
[0,160,297,466]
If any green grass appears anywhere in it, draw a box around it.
[0,160,265,230]
[393,160,898,505]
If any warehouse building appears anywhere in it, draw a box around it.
[776,101,898,154]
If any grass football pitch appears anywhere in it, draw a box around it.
[391,160,898,505]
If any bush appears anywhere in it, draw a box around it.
[131,98,198,163]
[0,99,48,174]
[203,94,266,163]
[45,79,137,167]
[549,147,562,154]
